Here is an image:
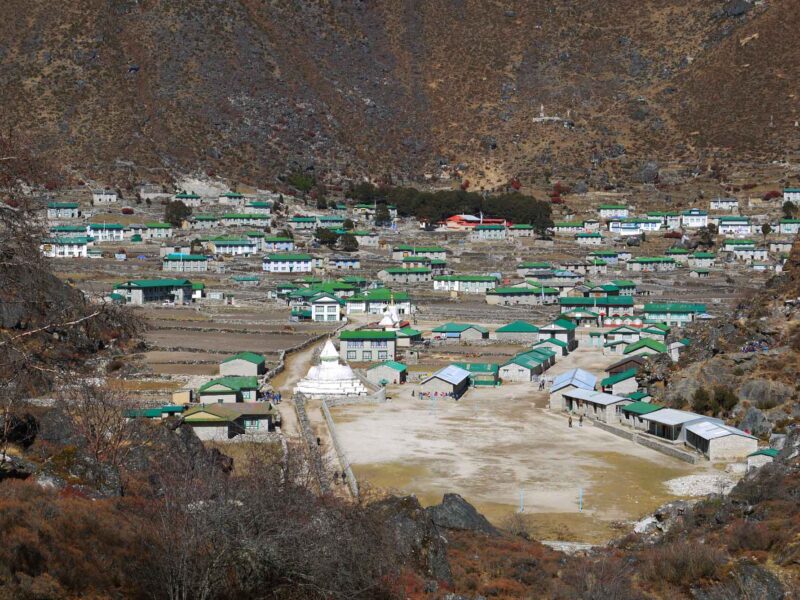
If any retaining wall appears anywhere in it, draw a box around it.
[321,400,359,498]
[590,419,698,464]
[293,393,331,494]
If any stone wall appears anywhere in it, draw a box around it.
[293,393,332,494]
[321,399,359,498]
[590,419,698,464]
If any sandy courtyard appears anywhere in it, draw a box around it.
[332,349,711,542]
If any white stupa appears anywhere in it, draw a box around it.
[294,339,369,398]
[378,304,401,331]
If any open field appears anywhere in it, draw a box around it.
[332,349,715,543]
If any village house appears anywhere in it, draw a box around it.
[345,289,413,316]
[561,389,632,424]
[219,352,266,377]
[159,244,192,257]
[626,256,677,272]
[499,352,547,382]
[779,219,800,235]
[716,215,752,236]
[747,448,780,471]
[722,238,756,252]
[182,403,277,441]
[419,365,471,399]
[559,296,635,317]
[538,318,577,349]
[91,189,118,205]
[207,237,258,256]
[709,197,739,211]
[289,216,316,231]
[88,223,125,242]
[366,360,407,386]
[575,232,603,246]
[198,376,259,403]
[145,222,173,239]
[432,322,489,342]
[219,192,246,206]
[468,224,507,241]
[339,330,397,362]
[604,325,640,345]
[669,338,691,362]
[262,236,294,251]
[689,252,716,268]
[262,253,315,273]
[486,287,551,306]
[511,282,560,303]
[162,253,208,272]
[452,362,499,386]
[348,230,379,246]
[494,320,540,343]
[47,202,81,219]
[732,244,769,262]
[433,274,498,294]
[443,214,505,230]
[622,338,668,358]
[508,224,534,237]
[232,276,259,288]
[664,247,690,263]
[643,302,706,326]
[327,255,360,270]
[378,267,432,284]
[770,240,793,254]
[620,402,663,430]
[175,192,202,207]
[647,211,681,230]
[783,188,800,203]
[190,215,219,230]
[548,368,597,411]
[222,213,270,228]
[598,204,629,219]
[641,410,757,459]
[608,218,662,236]
[600,368,638,396]
[41,237,91,258]
[310,293,344,322]
[690,268,710,279]
[245,200,272,215]
[391,245,447,261]
[114,278,193,305]
[552,221,585,235]
[679,208,708,229]
[516,261,552,277]
[588,250,619,264]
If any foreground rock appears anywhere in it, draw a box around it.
[426,493,500,536]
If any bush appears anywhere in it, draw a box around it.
[713,386,739,413]
[727,520,784,552]
[106,359,124,373]
[692,388,713,413]
[642,540,725,586]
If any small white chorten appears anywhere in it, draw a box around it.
[294,339,368,398]
[379,305,401,331]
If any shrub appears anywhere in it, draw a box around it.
[713,386,739,413]
[727,520,784,552]
[692,388,713,413]
[642,540,725,586]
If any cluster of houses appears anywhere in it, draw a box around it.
[547,367,758,461]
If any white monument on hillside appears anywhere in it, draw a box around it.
[294,339,369,398]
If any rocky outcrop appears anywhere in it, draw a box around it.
[426,493,499,536]
[369,495,452,584]
[738,406,772,437]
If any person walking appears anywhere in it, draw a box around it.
[579,415,583,427]
[568,416,573,428]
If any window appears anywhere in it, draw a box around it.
[362,351,372,360]
[244,419,260,430]
[378,351,387,360]
[347,351,356,360]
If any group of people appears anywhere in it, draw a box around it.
[568,414,584,428]
[412,390,461,401]
[261,389,283,404]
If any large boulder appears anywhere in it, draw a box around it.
[369,495,452,584]
[426,493,499,536]
[738,407,772,438]
[694,563,784,600]
[737,379,794,410]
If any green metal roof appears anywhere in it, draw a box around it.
[89,223,124,230]
[115,279,192,289]
[47,202,80,208]
[385,267,431,274]
[434,275,498,282]
[748,448,779,458]
[487,287,538,296]
[50,225,85,232]
[340,330,397,340]
[163,253,207,261]
[264,253,313,261]
[559,297,634,307]
[496,320,539,333]
[623,339,667,355]
[221,352,265,365]
[346,288,409,302]
[510,224,533,229]
[475,224,505,230]
[146,222,172,228]
[601,368,638,387]
[621,401,663,415]
[643,303,706,313]
[431,322,489,334]
[518,261,552,268]
[223,213,266,219]
[368,360,407,372]
[198,376,259,393]
[452,362,498,374]
[534,337,568,348]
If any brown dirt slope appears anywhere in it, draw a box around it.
[0,0,797,186]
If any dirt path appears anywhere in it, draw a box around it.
[270,341,322,438]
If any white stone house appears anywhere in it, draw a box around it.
[92,190,118,205]
[87,223,125,242]
[710,197,739,211]
[162,253,208,272]
[222,214,270,228]
[779,219,800,235]
[146,223,174,239]
[468,225,507,241]
[561,388,631,424]
[41,237,90,258]
[208,238,259,256]
[262,253,314,273]
[717,216,751,237]
[575,232,603,245]
[219,352,266,377]
[379,267,432,284]
[339,330,396,362]
[47,202,81,219]
[598,205,628,219]
[433,275,497,294]
[681,209,708,229]
[548,368,597,411]
[783,188,800,204]
[114,279,193,305]
[310,293,344,322]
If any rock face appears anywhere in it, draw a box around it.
[426,493,499,536]
[694,563,785,600]
[370,495,452,584]
[738,379,794,409]
[738,406,772,437]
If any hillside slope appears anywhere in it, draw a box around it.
[0,0,797,186]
